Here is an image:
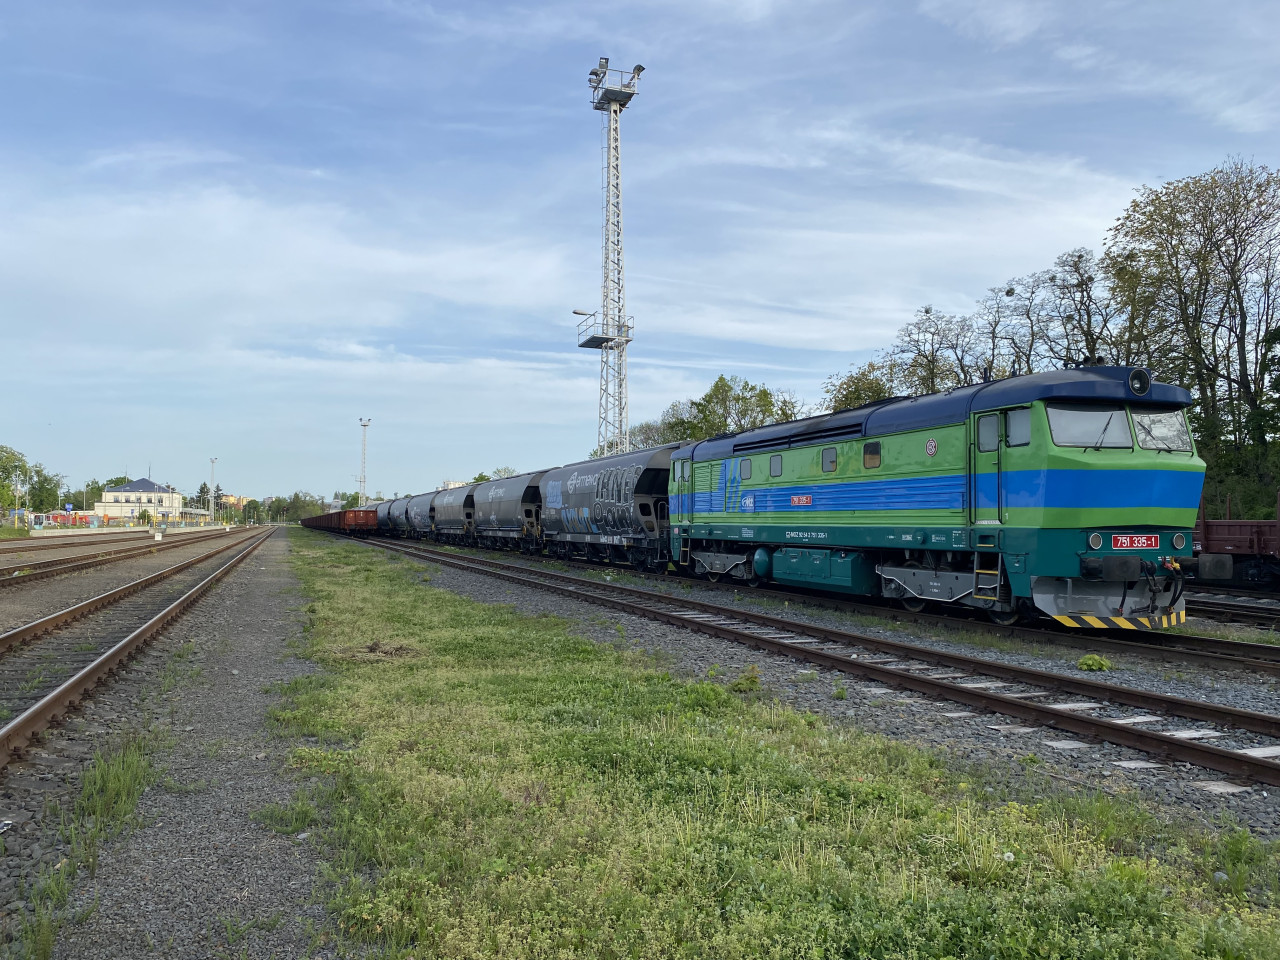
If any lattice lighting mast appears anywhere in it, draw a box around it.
[358,418,371,507]
[575,57,644,457]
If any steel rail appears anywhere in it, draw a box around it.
[0,529,262,656]
[534,552,1280,673]
[0,530,217,555]
[361,538,1280,787]
[0,529,273,767]
[1185,598,1280,629]
[0,528,241,587]
[410,542,1280,676]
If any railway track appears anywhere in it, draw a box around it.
[582,562,1280,676]
[357,537,1280,787]
[409,543,1280,677]
[0,528,271,767]
[0,529,219,555]
[1185,596,1280,629]
[0,528,241,589]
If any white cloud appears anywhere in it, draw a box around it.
[917,0,1055,45]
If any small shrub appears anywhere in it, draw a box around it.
[833,680,848,700]
[730,664,761,693]
[1077,654,1113,672]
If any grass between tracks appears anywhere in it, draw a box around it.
[277,529,1280,959]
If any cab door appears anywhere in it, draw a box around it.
[673,460,689,523]
[972,413,1002,524]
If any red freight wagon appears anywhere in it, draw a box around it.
[301,508,379,537]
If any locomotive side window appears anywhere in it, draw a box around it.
[863,442,881,469]
[769,454,783,477]
[821,447,837,473]
[740,459,752,480]
[977,415,999,452]
[681,460,691,481]
[1005,408,1031,447]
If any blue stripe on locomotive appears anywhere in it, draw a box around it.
[675,468,1203,517]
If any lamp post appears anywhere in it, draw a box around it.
[209,458,218,526]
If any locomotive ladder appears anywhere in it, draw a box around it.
[973,552,1004,602]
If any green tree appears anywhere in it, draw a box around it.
[61,478,106,513]
[470,472,492,483]
[137,508,152,525]
[0,446,28,510]
[284,492,325,521]
[822,359,899,412]
[27,464,65,513]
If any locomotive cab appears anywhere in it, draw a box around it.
[959,388,1204,627]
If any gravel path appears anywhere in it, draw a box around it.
[399,550,1280,836]
[0,532,348,959]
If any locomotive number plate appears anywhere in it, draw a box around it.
[791,495,813,506]
[1112,534,1159,549]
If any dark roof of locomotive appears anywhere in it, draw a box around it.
[687,366,1192,461]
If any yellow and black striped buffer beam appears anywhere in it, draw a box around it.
[1051,610,1187,630]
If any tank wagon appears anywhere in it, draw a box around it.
[474,472,547,552]
[405,491,436,539]
[431,484,479,543]
[669,366,1230,628]
[539,445,682,567]
[375,500,392,535]
[387,497,413,538]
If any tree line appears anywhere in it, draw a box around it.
[625,158,1280,519]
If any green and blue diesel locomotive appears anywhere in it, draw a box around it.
[668,366,1226,628]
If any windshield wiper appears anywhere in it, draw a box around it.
[1135,419,1172,452]
[1090,412,1116,450]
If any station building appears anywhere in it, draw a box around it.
[94,478,185,523]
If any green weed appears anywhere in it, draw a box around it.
[273,528,1280,959]
[1077,653,1114,671]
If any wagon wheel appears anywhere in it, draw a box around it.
[988,607,1021,626]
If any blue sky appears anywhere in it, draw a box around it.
[4,0,1278,501]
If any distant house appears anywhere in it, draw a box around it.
[94,478,185,522]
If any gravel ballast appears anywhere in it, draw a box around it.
[392,547,1280,836]
[0,532,347,958]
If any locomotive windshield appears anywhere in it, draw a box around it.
[1046,403,1133,448]
[1132,407,1193,452]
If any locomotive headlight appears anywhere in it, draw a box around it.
[1128,368,1151,396]
[1088,532,1103,550]
[1172,532,1186,550]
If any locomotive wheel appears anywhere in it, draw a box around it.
[988,608,1021,626]
[899,560,927,613]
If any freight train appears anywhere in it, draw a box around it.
[305,366,1235,629]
